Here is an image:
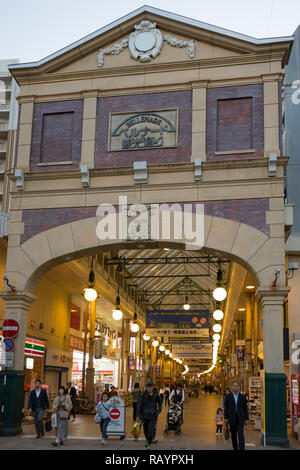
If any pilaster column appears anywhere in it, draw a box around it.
[191,81,208,162]
[121,319,130,391]
[253,297,259,376]
[262,76,281,157]
[256,287,289,447]
[80,91,98,169]
[0,291,36,436]
[245,293,253,391]
[16,96,35,171]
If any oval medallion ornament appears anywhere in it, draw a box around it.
[129,20,163,63]
[134,31,156,52]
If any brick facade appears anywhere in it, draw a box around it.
[94,90,192,167]
[206,84,264,161]
[30,100,83,171]
[20,198,269,244]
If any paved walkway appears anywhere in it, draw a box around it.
[0,393,299,450]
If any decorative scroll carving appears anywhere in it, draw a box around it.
[163,34,196,58]
[97,38,129,67]
[97,21,196,67]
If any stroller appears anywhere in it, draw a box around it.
[164,403,182,436]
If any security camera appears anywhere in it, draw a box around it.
[288,262,299,271]
[3,275,16,291]
[275,267,281,275]
[287,262,299,280]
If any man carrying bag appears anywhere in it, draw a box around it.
[137,381,162,450]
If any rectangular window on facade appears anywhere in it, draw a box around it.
[216,97,253,152]
[40,112,74,163]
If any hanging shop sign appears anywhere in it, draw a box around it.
[69,334,85,352]
[70,303,81,331]
[236,340,245,361]
[146,328,209,338]
[146,309,209,338]
[108,109,178,152]
[172,342,212,359]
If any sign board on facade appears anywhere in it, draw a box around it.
[108,109,178,151]
[46,348,73,368]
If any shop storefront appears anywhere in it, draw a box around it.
[44,348,73,405]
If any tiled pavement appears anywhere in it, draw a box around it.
[0,393,299,450]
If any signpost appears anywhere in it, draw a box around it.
[107,396,126,439]
[2,319,19,339]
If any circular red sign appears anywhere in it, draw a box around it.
[110,408,120,420]
[2,319,19,338]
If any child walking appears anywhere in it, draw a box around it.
[215,408,224,436]
[95,392,112,445]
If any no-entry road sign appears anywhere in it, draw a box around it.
[2,319,19,338]
[110,408,121,420]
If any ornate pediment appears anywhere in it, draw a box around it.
[97,20,195,67]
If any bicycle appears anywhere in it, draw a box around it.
[76,397,96,415]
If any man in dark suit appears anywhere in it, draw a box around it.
[224,381,249,450]
[28,380,49,438]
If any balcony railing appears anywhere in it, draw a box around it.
[0,123,8,131]
[0,143,6,152]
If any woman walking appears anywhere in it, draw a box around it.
[95,392,112,445]
[51,386,73,447]
[132,383,141,421]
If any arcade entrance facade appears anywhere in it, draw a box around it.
[0,6,293,447]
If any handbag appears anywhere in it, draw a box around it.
[51,412,57,428]
[45,420,52,432]
[59,409,69,420]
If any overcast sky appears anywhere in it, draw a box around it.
[2,0,300,63]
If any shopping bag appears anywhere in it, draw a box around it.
[130,420,141,438]
[51,412,57,428]
[94,412,101,424]
[45,420,52,432]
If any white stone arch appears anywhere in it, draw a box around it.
[3,214,286,294]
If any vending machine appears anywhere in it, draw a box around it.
[291,374,300,436]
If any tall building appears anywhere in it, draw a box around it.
[0,59,19,229]
[283,27,300,379]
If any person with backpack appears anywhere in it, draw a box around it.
[137,381,162,450]
[95,391,112,445]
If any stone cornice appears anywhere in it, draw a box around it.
[0,291,37,308]
[16,72,285,104]
[10,157,289,182]
[14,51,286,88]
